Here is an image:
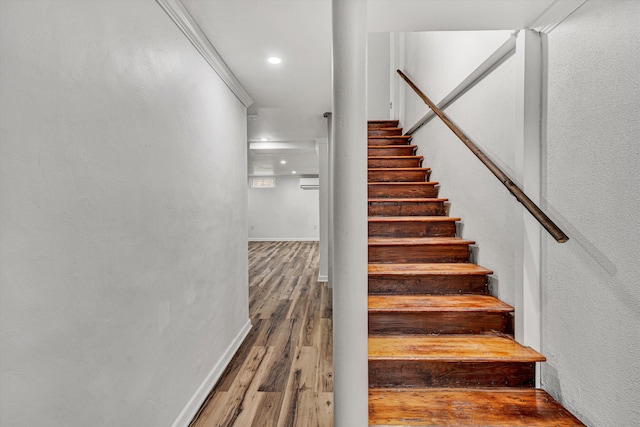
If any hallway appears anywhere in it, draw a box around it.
[190,242,333,426]
[2,1,639,425]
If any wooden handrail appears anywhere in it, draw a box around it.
[397,69,568,243]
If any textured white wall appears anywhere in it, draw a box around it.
[0,1,249,426]
[542,1,640,425]
[402,31,513,128]
[367,32,391,119]
[402,31,519,306]
[248,175,320,240]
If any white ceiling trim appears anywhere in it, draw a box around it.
[156,0,254,108]
[527,0,589,33]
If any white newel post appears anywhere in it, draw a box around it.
[514,29,543,384]
[331,0,368,425]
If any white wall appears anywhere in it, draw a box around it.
[367,32,391,119]
[542,1,640,425]
[248,175,320,240]
[401,31,519,306]
[0,1,249,426]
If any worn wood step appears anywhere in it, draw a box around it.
[369,182,439,199]
[369,127,403,136]
[368,135,412,146]
[368,295,514,336]
[368,216,457,237]
[368,120,399,129]
[368,168,431,183]
[368,156,423,168]
[368,263,492,295]
[368,335,545,388]
[368,237,473,263]
[369,388,586,426]
[368,199,447,217]
[368,145,417,156]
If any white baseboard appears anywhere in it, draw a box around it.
[248,238,319,242]
[318,275,328,282]
[171,319,252,427]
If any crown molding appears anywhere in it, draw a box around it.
[528,0,589,33]
[156,0,254,108]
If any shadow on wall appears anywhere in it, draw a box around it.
[541,200,640,316]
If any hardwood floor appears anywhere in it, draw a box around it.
[190,241,333,427]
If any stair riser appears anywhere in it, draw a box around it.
[368,221,455,238]
[368,158,422,168]
[368,202,446,216]
[369,361,536,388]
[368,184,438,198]
[369,244,470,263]
[368,137,412,146]
[368,121,398,129]
[368,275,489,295]
[368,146,416,156]
[368,312,514,335]
[369,128,403,136]
[368,170,429,182]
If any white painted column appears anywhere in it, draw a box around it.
[514,29,543,381]
[327,115,335,287]
[317,135,329,283]
[331,0,368,425]
[389,32,405,122]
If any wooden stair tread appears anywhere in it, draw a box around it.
[369,237,474,246]
[369,263,493,276]
[368,156,423,159]
[368,182,438,187]
[368,120,398,124]
[368,167,430,171]
[368,216,459,222]
[369,388,585,426]
[368,295,512,312]
[369,134,410,138]
[368,335,545,362]
[368,145,417,149]
[368,146,418,155]
[368,198,447,203]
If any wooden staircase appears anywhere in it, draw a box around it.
[366,120,584,426]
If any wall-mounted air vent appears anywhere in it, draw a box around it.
[299,177,319,190]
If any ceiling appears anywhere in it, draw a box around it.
[181,0,558,177]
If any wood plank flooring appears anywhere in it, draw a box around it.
[190,241,333,427]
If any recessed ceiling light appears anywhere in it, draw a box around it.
[260,138,269,141]
[280,160,287,164]
[267,56,282,65]
[292,171,297,174]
